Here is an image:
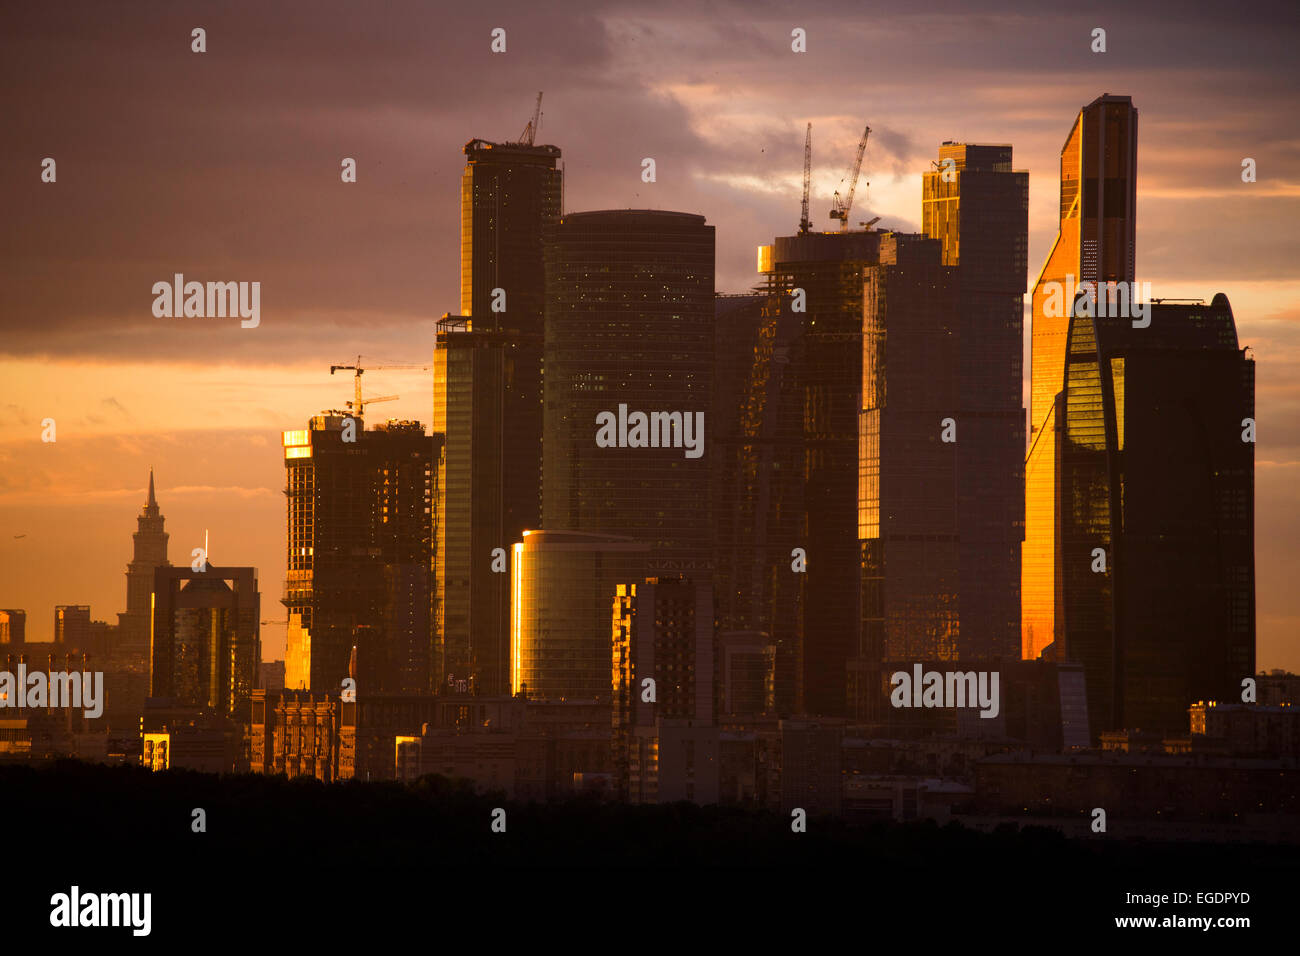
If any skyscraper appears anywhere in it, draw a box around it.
[856,233,959,683]
[118,469,170,658]
[1058,296,1254,736]
[712,292,803,713]
[757,230,883,716]
[434,138,561,695]
[433,316,538,697]
[150,565,260,719]
[922,143,1029,661]
[1024,94,1138,661]
[542,209,716,571]
[283,416,433,694]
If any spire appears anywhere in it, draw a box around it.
[147,468,157,508]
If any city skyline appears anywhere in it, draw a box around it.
[2,1,1297,676]
[1,3,1297,935]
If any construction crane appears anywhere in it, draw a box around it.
[518,92,543,146]
[830,124,871,231]
[329,356,430,419]
[798,123,813,234]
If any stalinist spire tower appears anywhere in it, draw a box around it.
[118,468,171,658]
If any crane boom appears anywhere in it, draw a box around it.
[329,355,430,421]
[830,124,871,230]
[799,123,812,234]
[519,92,543,145]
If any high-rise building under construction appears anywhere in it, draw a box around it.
[283,416,433,694]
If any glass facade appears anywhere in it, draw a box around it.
[541,210,715,571]
[760,230,882,717]
[1059,296,1254,736]
[854,234,960,719]
[437,140,560,696]
[510,531,648,700]
[1024,95,1137,660]
[922,143,1029,662]
[712,293,804,713]
[151,566,260,719]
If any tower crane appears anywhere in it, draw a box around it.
[518,92,543,146]
[329,356,430,418]
[798,123,812,234]
[830,124,871,231]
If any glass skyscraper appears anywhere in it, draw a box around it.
[922,143,1029,662]
[1058,296,1254,736]
[435,138,561,695]
[541,209,715,572]
[1024,95,1138,661]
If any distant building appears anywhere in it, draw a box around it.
[249,689,612,796]
[150,565,260,720]
[774,719,843,816]
[53,605,90,647]
[1258,671,1300,706]
[717,631,776,718]
[0,610,25,645]
[118,469,171,659]
[141,697,244,773]
[969,750,1300,842]
[258,660,285,691]
[1187,702,1300,758]
[249,689,341,781]
[611,576,715,802]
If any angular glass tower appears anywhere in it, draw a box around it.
[1024,95,1138,661]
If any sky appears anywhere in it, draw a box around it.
[1,0,1297,668]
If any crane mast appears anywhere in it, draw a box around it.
[329,355,430,420]
[830,124,871,231]
[799,123,812,234]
